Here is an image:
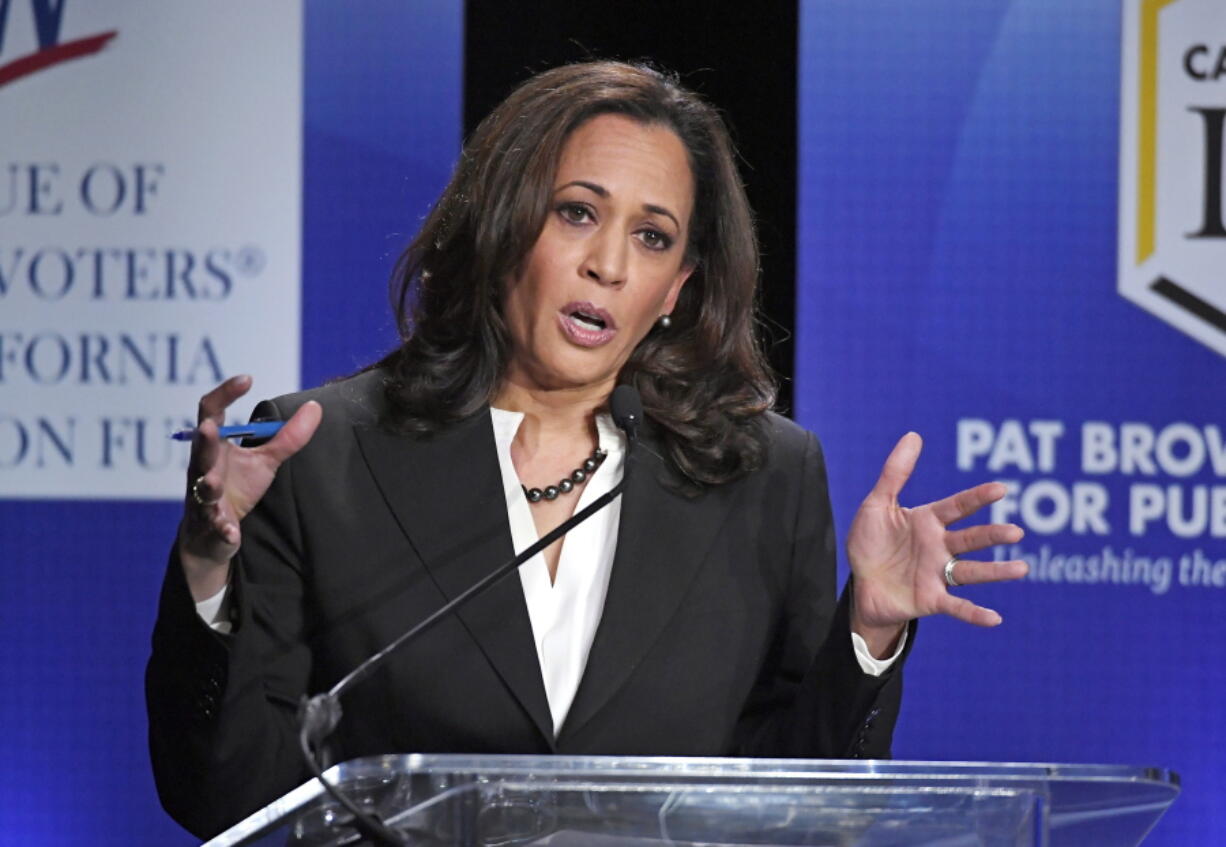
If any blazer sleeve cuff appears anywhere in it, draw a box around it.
[788,582,916,758]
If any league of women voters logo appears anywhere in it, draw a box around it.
[1118,0,1226,358]
[0,0,116,89]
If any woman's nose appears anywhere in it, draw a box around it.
[580,230,627,286]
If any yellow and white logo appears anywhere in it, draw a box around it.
[1119,0,1226,357]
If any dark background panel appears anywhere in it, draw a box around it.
[464,0,800,413]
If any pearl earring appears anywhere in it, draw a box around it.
[657,314,672,330]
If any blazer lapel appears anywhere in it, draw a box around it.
[558,432,739,743]
[352,410,555,747]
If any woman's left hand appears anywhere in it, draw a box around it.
[846,432,1029,653]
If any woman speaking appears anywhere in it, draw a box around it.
[146,61,1027,839]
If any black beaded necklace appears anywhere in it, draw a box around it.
[522,446,607,503]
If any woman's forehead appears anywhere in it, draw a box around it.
[554,115,694,224]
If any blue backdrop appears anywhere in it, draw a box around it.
[0,3,461,844]
[798,2,1221,844]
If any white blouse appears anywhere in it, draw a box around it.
[489,407,624,736]
[196,410,903,738]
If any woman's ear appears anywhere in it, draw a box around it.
[663,262,696,314]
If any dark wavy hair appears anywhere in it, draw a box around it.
[377,60,776,493]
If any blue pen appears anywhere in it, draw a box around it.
[170,421,285,442]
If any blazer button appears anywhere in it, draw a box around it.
[197,692,217,717]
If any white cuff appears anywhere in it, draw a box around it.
[850,626,907,677]
[194,585,233,635]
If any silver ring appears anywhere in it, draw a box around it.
[191,475,211,507]
[944,557,960,587]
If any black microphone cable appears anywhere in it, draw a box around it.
[295,386,644,845]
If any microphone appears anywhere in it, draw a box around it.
[297,387,644,845]
[610,384,642,441]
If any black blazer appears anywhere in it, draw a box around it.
[146,370,911,839]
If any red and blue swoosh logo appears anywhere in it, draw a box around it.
[0,1,116,89]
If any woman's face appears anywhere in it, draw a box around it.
[501,113,695,398]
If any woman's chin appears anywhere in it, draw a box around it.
[504,345,621,391]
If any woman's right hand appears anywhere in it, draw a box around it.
[178,375,322,601]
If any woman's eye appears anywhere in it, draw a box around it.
[558,203,592,223]
[638,229,673,251]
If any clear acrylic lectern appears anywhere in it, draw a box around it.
[204,755,1179,846]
